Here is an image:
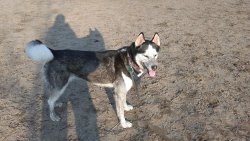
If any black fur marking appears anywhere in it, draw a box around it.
[34,39,43,44]
[46,49,119,86]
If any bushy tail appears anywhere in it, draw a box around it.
[25,40,54,63]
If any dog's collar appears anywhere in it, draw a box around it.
[118,47,146,78]
[126,52,147,81]
[126,52,141,74]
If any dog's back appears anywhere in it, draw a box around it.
[25,40,126,86]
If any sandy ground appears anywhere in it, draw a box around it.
[0,0,250,140]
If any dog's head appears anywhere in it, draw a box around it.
[133,32,160,77]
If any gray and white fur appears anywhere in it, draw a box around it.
[25,33,161,128]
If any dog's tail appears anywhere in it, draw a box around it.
[25,40,54,63]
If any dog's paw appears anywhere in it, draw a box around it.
[124,104,134,111]
[50,113,61,121]
[121,121,132,128]
[55,102,63,108]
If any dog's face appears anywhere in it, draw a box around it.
[134,33,160,77]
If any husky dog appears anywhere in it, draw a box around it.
[25,33,160,128]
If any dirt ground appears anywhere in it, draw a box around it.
[0,0,250,140]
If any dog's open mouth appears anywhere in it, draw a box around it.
[142,63,157,77]
[148,69,156,77]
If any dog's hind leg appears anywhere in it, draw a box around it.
[47,75,75,121]
[48,89,65,121]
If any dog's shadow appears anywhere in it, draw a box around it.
[40,14,114,141]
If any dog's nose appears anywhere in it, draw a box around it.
[151,65,157,71]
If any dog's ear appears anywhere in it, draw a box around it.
[135,32,145,47]
[151,33,160,46]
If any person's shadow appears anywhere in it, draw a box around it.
[40,14,109,141]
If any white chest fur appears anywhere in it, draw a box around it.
[121,72,133,92]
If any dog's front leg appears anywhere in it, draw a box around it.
[114,85,132,128]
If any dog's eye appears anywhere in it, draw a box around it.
[144,55,149,59]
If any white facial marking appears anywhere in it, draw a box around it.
[144,45,158,58]
[135,54,147,68]
[135,44,159,70]
[121,72,133,91]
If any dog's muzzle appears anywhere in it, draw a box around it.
[144,60,158,77]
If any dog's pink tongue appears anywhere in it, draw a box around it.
[149,70,156,77]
